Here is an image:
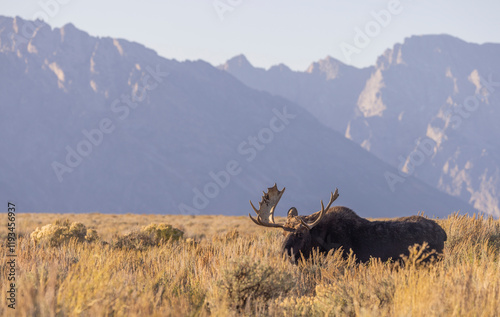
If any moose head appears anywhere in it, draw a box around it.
[249,184,339,260]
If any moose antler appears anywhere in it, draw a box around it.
[249,184,285,228]
[299,188,339,230]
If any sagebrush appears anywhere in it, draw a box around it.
[0,213,499,316]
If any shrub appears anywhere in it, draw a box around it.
[219,257,295,312]
[30,219,99,246]
[112,223,184,250]
[211,228,240,243]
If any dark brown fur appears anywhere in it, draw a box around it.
[282,206,447,263]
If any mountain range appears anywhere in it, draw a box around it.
[0,16,483,217]
[220,35,500,217]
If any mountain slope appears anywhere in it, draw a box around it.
[219,55,373,133]
[0,16,472,217]
[220,35,500,217]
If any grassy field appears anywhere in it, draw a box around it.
[1,212,499,316]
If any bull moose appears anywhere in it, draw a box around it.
[249,184,447,262]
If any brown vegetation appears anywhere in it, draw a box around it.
[0,212,499,316]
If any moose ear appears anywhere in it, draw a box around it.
[287,207,298,217]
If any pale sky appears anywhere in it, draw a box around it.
[2,0,500,70]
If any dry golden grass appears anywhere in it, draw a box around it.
[11,213,269,241]
[1,212,499,316]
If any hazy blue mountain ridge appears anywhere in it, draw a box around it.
[221,35,500,217]
[0,16,473,217]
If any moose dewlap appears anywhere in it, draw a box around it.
[249,184,447,263]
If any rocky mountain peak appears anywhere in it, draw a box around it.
[219,54,253,71]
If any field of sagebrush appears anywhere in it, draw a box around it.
[1,212,500,316]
